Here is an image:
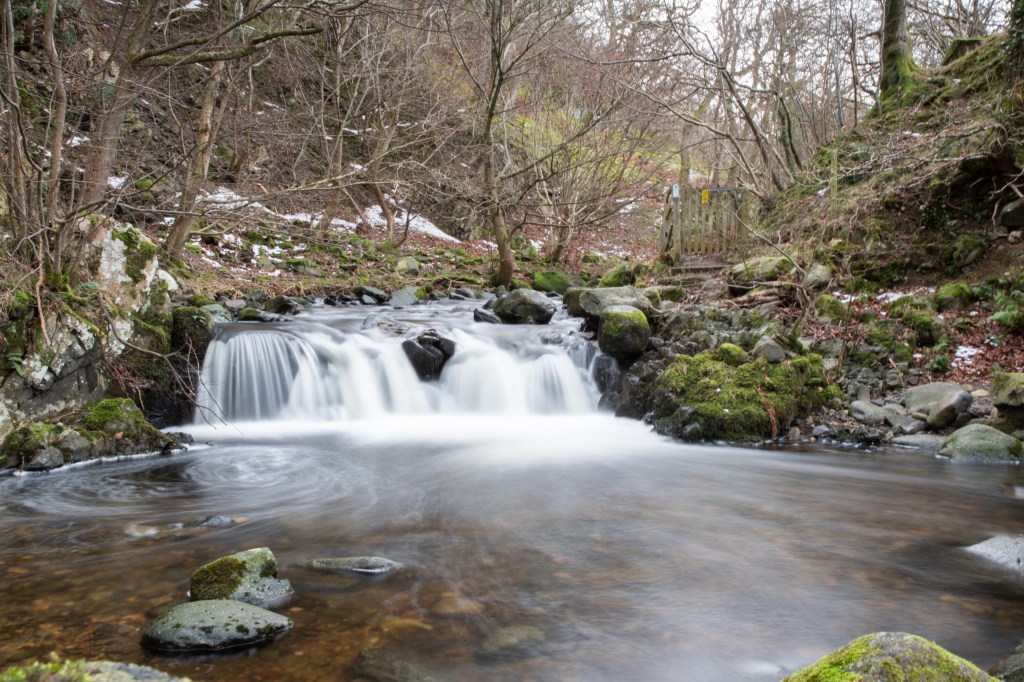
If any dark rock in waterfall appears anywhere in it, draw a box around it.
[361,313,410,336]
[141,599,292,652]
[304,556,402,575]
[474,308,502,324]
[492,289,558,324]
[263,295,308,315]
[455,287,479,299]
[403,330,456,381]
[355,285,388,304]
[237,308,290,323]
[190,547,294,609]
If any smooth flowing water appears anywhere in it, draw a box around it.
[1,302,1023,681]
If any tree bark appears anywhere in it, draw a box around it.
[880,0,915,104]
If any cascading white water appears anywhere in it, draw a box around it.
[193,309,599,424]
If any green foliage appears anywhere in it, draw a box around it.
[990,290,1024,333]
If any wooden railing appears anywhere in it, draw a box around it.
[659,183,751,262]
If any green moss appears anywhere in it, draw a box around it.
[653,351,828,442]
[0,423,57,467]
[715,343,749,367]
[599,262,647,288]
[813,294,851,325]
[187,294,216,307]
[82,398,148,433]
[0,659,91,682]
[782,632,996,681]
[190,556,247,601]
[9,289,34,318]
[113,226,159,283]
[532,270,573,294]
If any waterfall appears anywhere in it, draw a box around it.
[193,308,600,424]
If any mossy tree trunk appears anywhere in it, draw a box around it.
[1010,0,1024,94]
[879,0,916,105]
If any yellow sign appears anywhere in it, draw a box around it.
[701,189,709,204]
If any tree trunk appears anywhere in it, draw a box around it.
[164,61,226,257]
[1010,0,1024,93]
[1,0,29,246]
[483,142,514,287]
[879,0,915,104]
[80,0,159,207]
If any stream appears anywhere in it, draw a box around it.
[1,301,1023,681]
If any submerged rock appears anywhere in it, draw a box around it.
[479,625,546,660]
[304,556,402,575]
[492,289,557,324]
[352,647,439,682]
[0,659,189,681]
[781,631,993,681]
[190,547,293,608]
[141,599,292,652]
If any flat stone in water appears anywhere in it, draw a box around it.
[352,647,439,682]
[141,599,292,652]
[303,556,401,575]
[479,624,546,660]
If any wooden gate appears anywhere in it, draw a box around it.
[659,184,750,263]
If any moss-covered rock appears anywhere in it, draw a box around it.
[187,294,216,308]
[813,294,851,325]
[934,281,972,312]
[492,289,557,324]
[597,305,650,361]
[782,631,995,681]
[651,351,836,442]
[937,423,1023,462]
[81,398,175,451]
[727,256,797,295]
[112,226,159,284]
[171,306,215,354]
[532,270,573,294]
[598,262,647,288]
[190,547,293,609]
[0,659,189,682]
[714,343,749,367]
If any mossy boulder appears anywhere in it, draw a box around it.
[886,297,949,348]
[0,398,174,471]
[564,287,586,317]
[597,305,651,361]
[190,547,293,609]
[813,294,851,325]
[0,659,189,682]
[992,373,1024,427]
[171,306,215,354]
[598,262,647,288]
[576,286,656,323]
[782,631,995,681]
[651,351,836,442]
[714,343,749,367]
[285,258,325,277]
[141,600,293,652]
[727,256,797,295]
[532,270,574,294]
[396,256,421,275]
[937,424,1023,462]
[934,281,972,312]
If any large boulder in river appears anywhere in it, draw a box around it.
[141,600,292,652]
[493,289,557,324]
[190,547,293,608]
[937,424,1023,462]
[0,659,188,681]
[781,632,993,681]
[402,330,456,380]
[597,305,650,361]
[576,286,656,322]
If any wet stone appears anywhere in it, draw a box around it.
[352,647,439,682]
[479,624,546,660]
[141,599,293,652]
[190,547,293,609]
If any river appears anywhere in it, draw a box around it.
[1,301,1022,680]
